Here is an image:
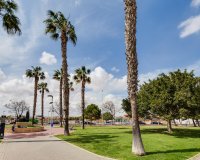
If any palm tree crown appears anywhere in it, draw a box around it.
[73,66,91,84]
[53,69,62,81]
[26,66,45,80]
[0,0,21,35]
[44,10,77,44]
[38,82,49,93]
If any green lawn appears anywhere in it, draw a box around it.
[57,126,200,160]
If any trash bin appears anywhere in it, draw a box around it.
[0,123,5,139]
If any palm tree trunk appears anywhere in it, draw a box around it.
[167,119,173,133]
[125,0,145,155]
[61,32,70,136]
[81,81,85,129]
[32,77,38,125]
[41,90,44,126]
[192,119,197,127]
[60,77,63,127]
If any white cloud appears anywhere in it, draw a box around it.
[111,67,120,73]
[88,66,127,93]
[0,68,6,81]
[2,60,200,116]
[75,0,81,6]
[178,15,200,38]
[191,0,200,7]
[178,0,200,38]
[40,51,57,65]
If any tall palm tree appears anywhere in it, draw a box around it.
[26,66,45,125]
[73,66,91,129]
[0,0,21,35]
[44,10,77,135]
[53,69,63,127]
[124,0,145,155]
[38,82,49,126]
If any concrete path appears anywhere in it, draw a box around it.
[188,153,200,160]
[0,128,113,160]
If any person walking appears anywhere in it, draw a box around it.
[0,115,6,139]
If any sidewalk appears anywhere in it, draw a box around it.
[0,128,113,160]
[188,153,200,160]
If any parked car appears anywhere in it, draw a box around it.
[151,121,162,125]
[139,121,146,125]
[83,121,96,125]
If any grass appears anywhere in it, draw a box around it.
[57,126,200,160]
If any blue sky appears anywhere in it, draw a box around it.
[1,0,200,116]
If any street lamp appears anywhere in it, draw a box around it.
[48,95,54,135]
[101,90,104,125]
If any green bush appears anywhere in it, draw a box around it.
[29,119,38,124]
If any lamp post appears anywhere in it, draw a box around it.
[48,95,53,135]
[101,90,104,125]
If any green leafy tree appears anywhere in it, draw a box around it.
[122,98,132,118]
[25,66,45,125]
[85,104,101,122]
[38,82,49,126]
[44,10,77,135]
[74,66,91,129]
[103,112,113,121]
[0,0,21,35]
[139,70,198,132]
[124,0,145,155]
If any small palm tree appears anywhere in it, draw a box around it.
[0,0,21,35]
[38,82,49,126]
[44,10,77,136]
[26,66,45,125]
[53,69,63,127]
[124,0,145,155]
[74,66,91,129]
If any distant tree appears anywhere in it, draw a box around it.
[103,112,113,121]
[85,104,101,122]
[103,101,115,118]
[74,66,91,129]
[25,66,45,125]
[0,0,21,35]
[44,10,77,136]
[38,82,49,126]
[25,110,30,122]
[5,100,29,120]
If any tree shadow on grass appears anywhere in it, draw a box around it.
[124,128,200,138]
[147,148,200,155]
[63,134,118,144]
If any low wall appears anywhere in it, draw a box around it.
[16,122,32,127]
[14,127,44,133]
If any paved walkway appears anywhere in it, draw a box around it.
[0,128,113,160]
[188,153,200,160]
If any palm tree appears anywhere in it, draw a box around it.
[38,82,49,126]
[26,66,45,125]
[53,69,63,127]
[73,66,91,129]
[0,0,21,35]
[124,0,145,155]
[44,10,77,135]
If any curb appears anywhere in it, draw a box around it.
[54,136,116,160]
[188,153,200,160]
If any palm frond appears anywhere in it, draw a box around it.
[25,69,33,78]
